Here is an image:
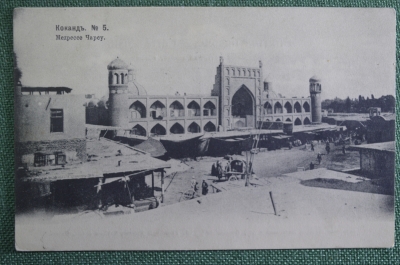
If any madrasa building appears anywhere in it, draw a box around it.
[106,57,321,136]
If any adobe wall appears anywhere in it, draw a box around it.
[15,138,86,166]
[359,149,395,179]
[15,94,86,142]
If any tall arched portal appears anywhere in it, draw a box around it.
[231,85,255,128]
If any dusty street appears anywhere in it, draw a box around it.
[156,141,364,206]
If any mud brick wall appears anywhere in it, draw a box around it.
[15,138,86,166]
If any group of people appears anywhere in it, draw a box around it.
[211,158,234,179]
[309,138,347,170]
[190,176,209,197]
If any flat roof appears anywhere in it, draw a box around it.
[86,124,127,131]
[22,86,72,93]
[348,141,395,153]
[22,138,170,182]
[292,123,345,133]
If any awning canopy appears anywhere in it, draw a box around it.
[135,138,167,158]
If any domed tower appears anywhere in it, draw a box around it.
[263,78,278,99]
[127,64,147,96]
[108,57,129,127]
[309,75,322,123]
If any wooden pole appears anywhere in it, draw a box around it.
[97,177,103,209]
[161,171,165,203]
[151,171,155,197]
[269,191,277,216]
[245,151,249,187]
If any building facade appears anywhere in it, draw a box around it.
[366,109,395,144]
[107,58,218,136]
[211,57,318,130]
[108,57,321,135]
[15,84,86,167]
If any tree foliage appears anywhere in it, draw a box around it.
[322,94,395,113]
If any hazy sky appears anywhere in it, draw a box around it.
[14,7,396,100]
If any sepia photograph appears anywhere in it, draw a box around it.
[13,7,396,251]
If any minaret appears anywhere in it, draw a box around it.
[108,57,129,127]
[309,75,322,123]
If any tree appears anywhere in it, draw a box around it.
[345,97,351,112]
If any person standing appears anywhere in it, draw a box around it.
[310,161,315,170]
[202,180,209,195]
[190,176,196,189]
[317,153,322,165]
[311,142,314,151]
[342,144,346,154]
[325,142,330,154]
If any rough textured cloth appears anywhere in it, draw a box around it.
[1,1,399,264]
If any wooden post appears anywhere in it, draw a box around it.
[245,151,250,187]
[151,171,155,197]
[97,177,103,209]
[269,191,277,216]
[161,171,165,203]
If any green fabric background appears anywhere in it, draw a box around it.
[1,1,398,264]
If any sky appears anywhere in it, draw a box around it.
[13,7,396,100]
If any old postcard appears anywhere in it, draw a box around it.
[14,7,396,251]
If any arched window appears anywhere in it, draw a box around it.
[294,118,302,125]
[150,124,166,136]
[114,73,119,84]
[284,102,292,113]
[286,118,292,122]
[294,102,302,113]
[274,102,283,114]
[304,117,311,125]
[150,101,166,120]
[120,73,124,84]
[130,124,146,136]
[170,123,184,134]
[108,72,113,84]
[303,102,310,112]
[188,122,201,133]
[264,102,273,114]
[187,101,200,117]
[169,101,184,117]
[129,101,146,119]
[275,118,281,122]
[204,121,216,132]
[204,101,216,116]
